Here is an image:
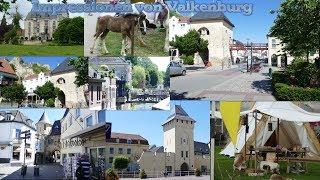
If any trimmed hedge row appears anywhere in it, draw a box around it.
[271,71,289,88]
[274,83,320,101]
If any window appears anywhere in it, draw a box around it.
[127,139,132,144]
[5,114,11,121]
[272,39,277,48]
[127,148,131,154]
[118,148,123,154]
[76,109,80,118]
[15,129,21,139]
[86,115,93,126]
[69,116,72,127]
[186,151,188,157]
[97,86,101,101]
[181,151,184,157]
[109,157,113,163]
[98,148,106,157]
[90,85,94,102]
[57,77,66,84]
[110,147,114,154]
[98,110,105,123]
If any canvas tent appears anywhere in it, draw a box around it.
[219,102,320,158]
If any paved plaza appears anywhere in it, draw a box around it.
[171,63,276,101]
[0,163,63,180]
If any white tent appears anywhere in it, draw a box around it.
[220,102,320,157]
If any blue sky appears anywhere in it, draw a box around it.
[178,0,282,43]
[1,56,72,70]
[1,100,210,146]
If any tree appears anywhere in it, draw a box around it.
[0,14,9,42]
[164,67,170,88]
[113,156,129,171]
[270,0,320,59]
[32,64,50,74]
[68,57,89,87]
[34,81,58,101]
[1,84,26,106]
[170,30,208,56]
[132,66,146,89]
[53,17,84,45]
[148,68,159,87]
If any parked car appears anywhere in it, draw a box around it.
[169,61,186,76]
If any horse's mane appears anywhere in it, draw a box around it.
[122,13,140,18]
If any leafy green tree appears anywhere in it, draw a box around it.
[113,156,129,171]
[148,68,159,87]
[132,66,146,89]
[53,17,84,45]
[0,14,9,42]
[2,84,26,106]
[270,0,320,59]
[170,30,208,56]
[68,57,88,87]
[34,82,58,101]
[164,67,170,88]
[32,64,50,74]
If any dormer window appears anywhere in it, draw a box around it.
[5,114,11,121]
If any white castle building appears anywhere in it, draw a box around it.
[138,105,210,177]
[22,72,51,93]
[169,12,234,67]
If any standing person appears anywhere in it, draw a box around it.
[76,154,91,180]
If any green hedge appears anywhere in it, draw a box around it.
[180,54,194,65]
[274,83,320,101]
[271,71,289,88]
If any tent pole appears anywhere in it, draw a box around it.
[277,118,280,163]
[254,110,257,173]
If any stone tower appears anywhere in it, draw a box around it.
[162,105,196,172]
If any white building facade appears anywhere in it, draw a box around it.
[22,72,51,93]
[169,12,234,67]
[0,110,37,165]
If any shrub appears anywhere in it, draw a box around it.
[113,156,129,171]
[181,55,194,65]
[139,169,147,179]
[195,168,201,177]
[45,98,55,107]
[271,71,289,88]
[105,168,119,180]
[274,83,320,101]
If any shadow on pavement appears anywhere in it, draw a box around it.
[4,163,63,180]
[170,91,202,100]
[251,79,272,93]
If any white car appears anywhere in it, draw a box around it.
[169,61,186,76]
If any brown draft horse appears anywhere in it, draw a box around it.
[90,13,147,56]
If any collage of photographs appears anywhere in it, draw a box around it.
[0,0,319,180]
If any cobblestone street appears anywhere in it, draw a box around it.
[170,63,276,101]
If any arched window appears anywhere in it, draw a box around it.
[198,27,210,35]
[57,77,66,84]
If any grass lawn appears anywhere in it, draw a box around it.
[104,29,168,57]
[0,44,83,56]
[215,147,320,180]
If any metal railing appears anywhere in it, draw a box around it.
[115,170,210,178]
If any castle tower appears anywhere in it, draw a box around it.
[35,111,52,136]
[162,105,196,172]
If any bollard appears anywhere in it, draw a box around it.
[34,165,40,176]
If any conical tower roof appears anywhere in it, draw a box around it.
[163,105,196,125]
[36,111,51,125]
